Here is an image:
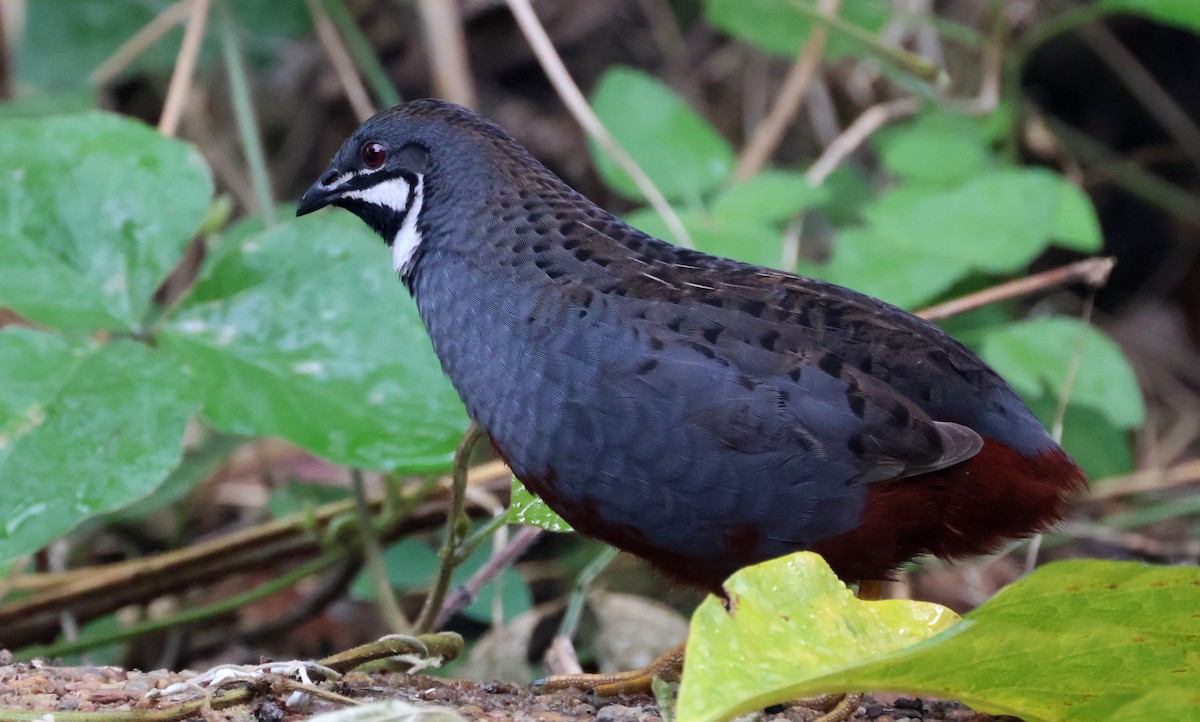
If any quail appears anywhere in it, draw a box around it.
[298,99,1085,690]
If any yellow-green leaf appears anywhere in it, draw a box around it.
[676,552,959,722]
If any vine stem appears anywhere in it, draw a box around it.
[415,423,484,632]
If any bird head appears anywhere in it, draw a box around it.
[297,99,550,280]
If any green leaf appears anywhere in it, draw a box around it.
[979,317,1144,429]
[590,67,733,204]
[0,328,198,563]
[678,558,1200,722]
[159,212,470,472]
[1025,396,1133,480]
[0,112,213,332]
[676,552,960,722]
[508,477,573,533]
[798,561,1200,722]
[710,172,828,225]
[627,208,786,269]
[805,226,973,309]
[705,0,890,60]
[1100,0,1200,33]
[104,433,243,523]
[17,0,313,91]
[875,111,995,185]
[1051,182,1104,252]
[865,169,1098,275]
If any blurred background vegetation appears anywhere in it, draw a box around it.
[0,0,1198,686]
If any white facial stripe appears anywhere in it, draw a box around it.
[342,176,412,214]
[392,174,425,277]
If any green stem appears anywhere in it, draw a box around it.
[782,0,943,84]
[18,546,354,661]
[321,0,402,108]
[217,1,276,225]
[352,468,412,633]
[414,423,484,633]
[557,545,619,641]
[455,510,509,563]
[1047,115,1200,225]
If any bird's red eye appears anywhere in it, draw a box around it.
[361,142,386,168]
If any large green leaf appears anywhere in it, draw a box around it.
[802,561,1200,722]
[158,212,469,472]
[865,169,1102,274]
[677,552,960,722]
[590,67,733,205]
[0,328,198,563]
[1101,0,1200,33]
[677,557,1200,722]
[0,112,212,332]
[705,0,890,60]
[979,317,1144,429]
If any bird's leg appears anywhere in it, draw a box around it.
[536,641,685,696]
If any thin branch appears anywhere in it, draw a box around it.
[806,97,920,185]
[240,556,362,644]
[307,0,375,122]
[0,465,512,648]
[504,0,694,248]
[217,0,276,225]
[352,468,411,633]
[324,0,402,108]
[415,424,484,633]
[0,1,12,100]
[414,0,476,108]
[1057,521,1200,560]
[1080,22,1200,171]
[734,0,841,182]
[158,0,211,137]
[1045,114,1200,228]
[90,0,192,86]
[1051,287,1097,441]
[21,547,358,660]
[915,257,1115,322]
[434,525,542,629]
[1086,458,1200,502]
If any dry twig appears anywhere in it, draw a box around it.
[504,0,693,248]
[415,0,476,108]
[734,0,841,182]
[91,0,192,86]
[158,0,211,137]
[307,0,375,121]
[916,257,1115,321]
